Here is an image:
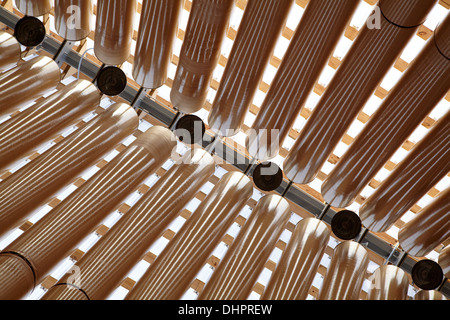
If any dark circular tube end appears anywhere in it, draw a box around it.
[252,162,283,192]
[175,115,206,145]
[331,210,362,240]
[96,66,127,96]
[14,16,46,47]
[411,259,444,290]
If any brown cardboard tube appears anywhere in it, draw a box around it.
[367,265,409,300]
[125,172,253,300]
[0,56,61,118]
[198,195,291,300]
[398,187,450,257]
[94,0,136,65]
[0,31,21,72]
[318,241,369,300]
[247,0,359,161]
[439,245,450,279]
[42,148,215,300]
[132,0,182,88]
[207,0,293,137]
[15,0,52,16]
[262,218,331,300]
[321,13,450,208]
[359,110,450,233]
[283,0,436,184]
[0,79,101,172]
[170,0,233,113]
[54,0,93,41]
[0,126,175,299]
[0,103,138,237]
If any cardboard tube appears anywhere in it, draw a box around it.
[125,172,253,300]
[367,265,409,300]
[132,0,182,88]
[359,110,450,233]
[318,241,369,300]
[0,55,61,118]
[414,290,447,300]
[398,188,450,257]
[322,13,450,208]
[15,0,52,16]
[207,0,293,137]
[0,31,21,72]
[261,218,330,300]
[94,0,136,65]
[0,103,138,237]
[0,253,35,300]
[170,0,233,113]
[55,0,93,41]
[199,195,291,300]
[42,148,215,300]
[0,126,175,300]
[283,0,436,184]
[246,0,359,161]
[439,245,450,279]
[0,79,101,172]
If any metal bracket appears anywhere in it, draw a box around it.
[53,39,75,67]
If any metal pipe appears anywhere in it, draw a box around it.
[246,0,359,161]
[367,265,409,300]
[261,217,331,300]
[321,13,450,208]
[0,55,61,118]
[42,148,215,300]
[0,31,21,72]
[0,126,176,300]
[439,246,450,279]
[0,103,139,237]
[398,187,450,257]
[318,241,369,300]
[170,0,233,113]
[54,0,93,41]
[207,0,293,137]
[15,0,52,16]
[283,0,437,184]
[125,171,253,300]
[359,110,450,233]
[132,0,182,89]
[0,79,101,172]
[94,0,136,65]
[198,194,291,300]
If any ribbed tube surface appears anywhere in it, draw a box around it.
[359,110,450,232]
[0,126,175,299]
[262,218,331,300]
[132,0,182,88]
[207,0,293,137]
[398,187,450,257]
[94,0,136,65]
[42,149,215,300]
[0,103,138,237]
[0,31,20,72]
[0,79,101,172]
[125,172,253,300]
[247,0,359,161]
[199,195,291,300]
[55,0,93,41]
[170,0,233,113]
[15,0,52,16]
[283,0,436,184]
[0,56,61,117]
[367,265,409,300]
[321,13,450,208]
[318,241,369,300]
